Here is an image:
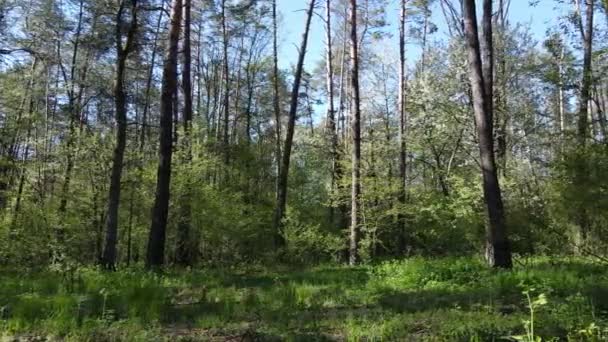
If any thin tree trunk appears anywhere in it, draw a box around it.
[230,35,245,143]
[325,0,340,226]
[397,0,408,254]
[574,0,594,241]
[102,0,138,270]
[243,32,259,144]
[349,0,362,266]
[305,81,314,135]
[463,0,512,268]
[272,0,316,249]
[196,15,203,121]
[577,0,594,146]
[58,0,85,215]
[146,0,183,269]
[337,10,348,140]
[176,0,193,266]
[495,0,508,175]
[558,43,566,135]
[595,85,607,139]
[126,182,134,266]
[221,0,230,167]
[140,3,165,152]
[12,91,36,222]
[420,2,429,71]
[272,0,282,212]
[1,58,37,212]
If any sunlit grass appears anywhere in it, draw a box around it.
[1,257,607,340]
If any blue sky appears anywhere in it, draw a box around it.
[276,0,561,71]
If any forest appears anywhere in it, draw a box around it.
[0,0,608,340]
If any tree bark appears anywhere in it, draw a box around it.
[325,0,341,227]
[272,0,316,249]
[574,0,594,242]
[398,0,408,254]
[146,0,182,269]
[577,0,594,146]
[176,0,193,266]
[349,0,362,266]
[1,58,37,213]
[463,0,512,268]
[221,0,230,166]
[558,42,566,135]
[140,3,164,152]
[595,85,607,139]
[102,0,138,270]
[12,59,38,223]
[272,0,282,214]
[58,0,85,215]
[495,0,509,175]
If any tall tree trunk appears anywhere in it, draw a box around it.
[337,9,348,141]
[335,8,350,245]
[196,15,203,121]
[12,62,37,223]
[272,0,316,249]
[126,183,135,266]
[102,0,138,270]
[176,0,193,266]
[397,0,408,254]
[325,0,340,226]
[243,34,258,144]
[221,0,230,166]
[595,85,607,139]
[574,0,594,242]
[1,58,37,213]
[272,0,282,213]
[481,0,493,111]
[146,0,182,269]
[58,0,85,215]
[577,0,594,146]
[558,42,566,135]
[463,0,512,268]
[230,36,245,143]
[349,0,362,266]
[420,1,429,71]
[140,3,165,152]
[495,0,509,175]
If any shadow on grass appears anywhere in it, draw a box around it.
[3,259,608,340]
[218,266,369,289]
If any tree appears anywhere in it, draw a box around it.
[176,0,193,266]
[140,3,165,151]
[462,0,512,268]
[58,0,87,215]
[102,0,139,270]
[273,0,316,249]
[572,0,595,243]
[146,0,182,269]
[575,0,594,146]
[398,0,408,253]
[349,0,362,266]
[272,0,282,215]
[325,0,339,226]
[221,0,230,166]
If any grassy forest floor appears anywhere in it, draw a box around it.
[1,257,608,341]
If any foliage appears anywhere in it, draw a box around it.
[282,216,343,265]
[547,145,608,253]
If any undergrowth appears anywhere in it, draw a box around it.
[1,256,607,341]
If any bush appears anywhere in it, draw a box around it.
[282,216,343,265]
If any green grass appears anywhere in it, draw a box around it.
[1,257,608,341]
